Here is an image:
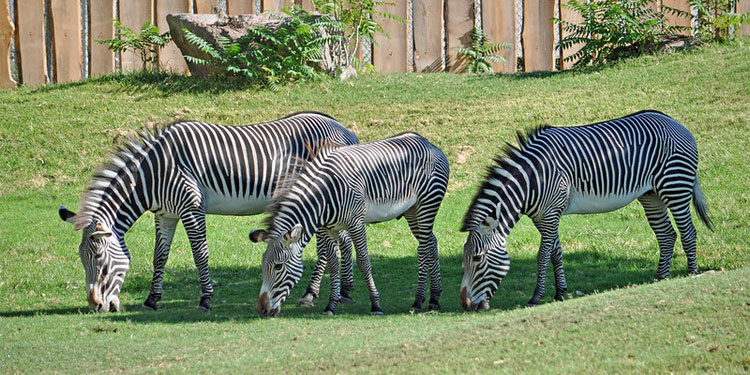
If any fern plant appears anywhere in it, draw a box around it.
[553,0,683,70]
[453,26,510,73]
[97,20,171,72]
[183,8,326,89]
[687,0,750,42]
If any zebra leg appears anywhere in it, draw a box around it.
[638,192,677,280]
[143,215,179,311]
[299,240,328,308]
[405,210,442,313]
[338,231,355,304]
[529,216,563,306]
[669,202,699,275]
[349,221,383,315]
[550,236,567,302]
[181,209,213,312]
[322,241,342,316]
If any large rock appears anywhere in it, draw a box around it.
[167,12,342,77]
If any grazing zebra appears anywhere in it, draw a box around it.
[250,132,450,317]
[57,112,359,313]
[460,110,713,311]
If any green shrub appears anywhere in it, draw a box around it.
[453,26,510,74]
[183,8,327,89]
[97,20,172,72]
[688,0,750,42]
[553,0,683,70]
[311,0,406,72]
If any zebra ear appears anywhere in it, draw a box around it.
[59,206,77,225]
[479,204,502,233]
[282,224,303,246]
[249,230,270,243]
[90,222,113,240]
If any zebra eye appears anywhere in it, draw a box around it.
[472,254,484,263]
[273,263,283,271]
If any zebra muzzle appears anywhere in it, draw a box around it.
[257,292,280,318]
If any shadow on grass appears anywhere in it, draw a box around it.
[1,250,704,321]
[25,71,266,97]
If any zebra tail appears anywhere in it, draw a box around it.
[693,178,714,231]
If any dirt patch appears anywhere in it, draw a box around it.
[454,145,475,165]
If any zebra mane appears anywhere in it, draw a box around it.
[461,125,554,231]
[74,122,178,230]
[262,139,345,233]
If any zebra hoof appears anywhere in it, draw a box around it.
[409,307,421,314]
[428,303,441,311]
[371,310,384,316]
[142,294,161,311]
[340,291,354,304]
[197,297,212,312]
[526,301,539,308]
[323,310,334,316]
[141,303,157,312]
[298,295,315,308]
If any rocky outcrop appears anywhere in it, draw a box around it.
[167,12,345,78]
[167,13,292,77]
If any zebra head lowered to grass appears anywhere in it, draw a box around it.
[250,132,450,317]
[460,110,713,312]
[58,112,359,313]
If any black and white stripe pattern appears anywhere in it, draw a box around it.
[59,112,359,312]
[250,132,450,317]
[460,111,713,311]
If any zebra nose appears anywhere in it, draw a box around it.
[460,287,471,311]
[257,292,271,317]
[88,289,104,311]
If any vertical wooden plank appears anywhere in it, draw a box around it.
[15,0,47,85]
[662,0,691,35]
[522,0,554,72]
[445,0,474,72]
[262,0,293,12]
[737,0,750,36]
[118,0,152,72]
[89,0,114,77]
[372,0,408,72]
[295,0,314,12]
[195,0,220,13]
[413,0,443,72]
[50,0,82,83]
[482,0,516,73]
[156,0,189,73]
[559,0,583,70]
[0,0,15,88]
[227,0,254,15]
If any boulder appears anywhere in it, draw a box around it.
[167,12,343,78]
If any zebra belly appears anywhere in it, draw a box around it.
[204,191,271,216]
[364,198,416,223]
[563,185,651,215]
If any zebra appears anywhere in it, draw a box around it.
[57,112,359,313]
[249,132,450,317]
[460,110,713,311]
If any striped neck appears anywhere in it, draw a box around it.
[463,152,535,235]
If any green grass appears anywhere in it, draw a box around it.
[0,41,749,373]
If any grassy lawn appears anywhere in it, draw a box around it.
[0,41,748,373]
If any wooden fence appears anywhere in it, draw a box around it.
[1,0,749,88]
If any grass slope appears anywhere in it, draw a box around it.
[0,41,748,373]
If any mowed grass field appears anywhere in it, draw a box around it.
[1,41,749,374]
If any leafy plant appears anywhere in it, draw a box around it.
[97,20,172,72]
[686,0,750,42]
[183,8,326,89]
[553,0,684,70]
[311,0,406,73]
[453,26,510,73]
